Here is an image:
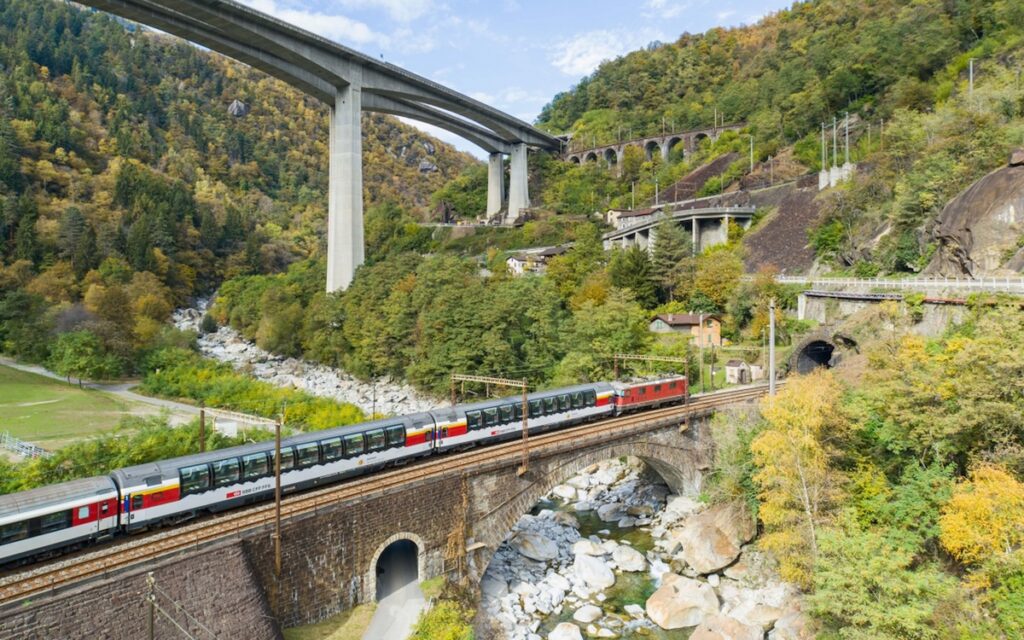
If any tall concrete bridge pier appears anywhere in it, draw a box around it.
[77,0,562,291]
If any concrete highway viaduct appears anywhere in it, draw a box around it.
[0,387,768,639]
[76,0,561,292]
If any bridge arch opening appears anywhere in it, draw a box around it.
[644,140,661,161]
[584,151,598,164]
[795,340,835,374]
[368,532,426,601]
[667,137,685,162]
[603,147,618,168]
[569,155,581,164]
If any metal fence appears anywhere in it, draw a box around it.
[774,276,1024,294]
[0,431,50,459]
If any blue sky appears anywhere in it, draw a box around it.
[239,0,793,156]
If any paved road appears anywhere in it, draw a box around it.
[362,581,427,640]
[0,357,200,420]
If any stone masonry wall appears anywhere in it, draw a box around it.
[0,541,278,640]
[244,473,465,628]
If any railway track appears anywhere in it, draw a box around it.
[0,384,771,605]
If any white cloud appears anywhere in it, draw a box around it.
[239,0,388,47]
[550,29,665,77]
[716,9,736,21]
[332,0,434,23]
[643,0,692,19]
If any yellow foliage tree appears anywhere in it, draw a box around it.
[751,369,849,587]
[939,465,1024,566]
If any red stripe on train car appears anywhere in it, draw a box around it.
[141,487,181,509]
[406,432,429,446]
[447,425,468,437]
[596,396,611,406]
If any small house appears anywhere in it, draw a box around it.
[649,313,722,346]
[725,360,751,385]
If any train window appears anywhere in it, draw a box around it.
[514,404,523,420]
[39,511,71,535]
[500,405,514,422]
[344,434,365,457]
[271,448,296,472]
[295,443,320,468]
[0,521,28,544]
[77,506,90,520]
[466,411,481,430]
[529,400,542,418]
[571,392,583,408]
[212,458,241,487]
[585,391,597,407]
[543,397,556,414]
[669,381,677,389]
[655,384,662,392]
[242,453,269,480]
[639,387,647,395]
[483,408,498,427]
[558,395,570,411]
[321,438,343,462]
[180,464,211,496]
[132,495,143,511]
[100,502,110,515]
[386,426,406,448]
[366,429,386,452]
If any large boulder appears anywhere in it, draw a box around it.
[672,502,756,574]
[769,610,815,640]
[511,532,559,562]
[597,502,627,522]
[645,573,719,629]
[573,604,603,623]
[548,622,583,640]
[573,539,607,556]
[574,553,616,589]
[612,545,647,572]
[691,614,763,640]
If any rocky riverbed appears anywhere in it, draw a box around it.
[172,302,439,417]
[479,457,811,640]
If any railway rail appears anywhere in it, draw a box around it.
[0,384,772,606]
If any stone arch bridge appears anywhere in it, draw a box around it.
[0,388,768,639]
[565,124,745,173]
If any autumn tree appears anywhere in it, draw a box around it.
[939,465,1024,567]
[751,369,850,587]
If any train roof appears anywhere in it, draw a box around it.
[112,412,434,486]
[0,476,117,521]
[455,382,614,413]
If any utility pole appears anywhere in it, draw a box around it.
[832,116,837,167]
[769,155,774,186]
[820,123,826,170]
[768,298,777,396]
[631,181,636,209]
[273,411,282,577]
[969,58,975,97]
[655,178,659,205]
[199,402,206,453]
[880,118,885,150]
[844,112,850,165]
[698,313,705,394]
[749,134,754,172]
[147,572,155,640]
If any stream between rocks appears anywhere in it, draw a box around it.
[171,301,439,417]
[479,457,809,640]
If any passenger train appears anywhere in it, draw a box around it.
[0,376,687,565]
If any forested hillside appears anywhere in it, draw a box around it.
[0,0,475,375]
[531,0,1024,274]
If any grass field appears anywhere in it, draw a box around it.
[282,603,376,640]
[0,365,133,448]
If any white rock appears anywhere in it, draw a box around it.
[512,532,559,562]
[548,622,583,640]
[707,574,720,588]
[573,501,593,512]
[596,628,616,638]
[624,604,645,619]
[671,502,756,574]
[645,573,719,630]
[481,575,509,599]
[573,604,603,623]
[572,540,606,556]
[552,485,578,500]
[690,614,763,640]
[597,502,627,522]
[574,554,616,589]
[612,545,647,572]
[545,572,571,592]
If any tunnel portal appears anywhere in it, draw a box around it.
[374,539,419,601]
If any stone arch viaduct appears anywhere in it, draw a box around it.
[76,0,561,292]
[565,124,744,173]
[0,389,768,638]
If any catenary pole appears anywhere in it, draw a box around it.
[769,298,777,396]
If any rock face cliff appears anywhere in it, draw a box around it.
[924,156,1024,277]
